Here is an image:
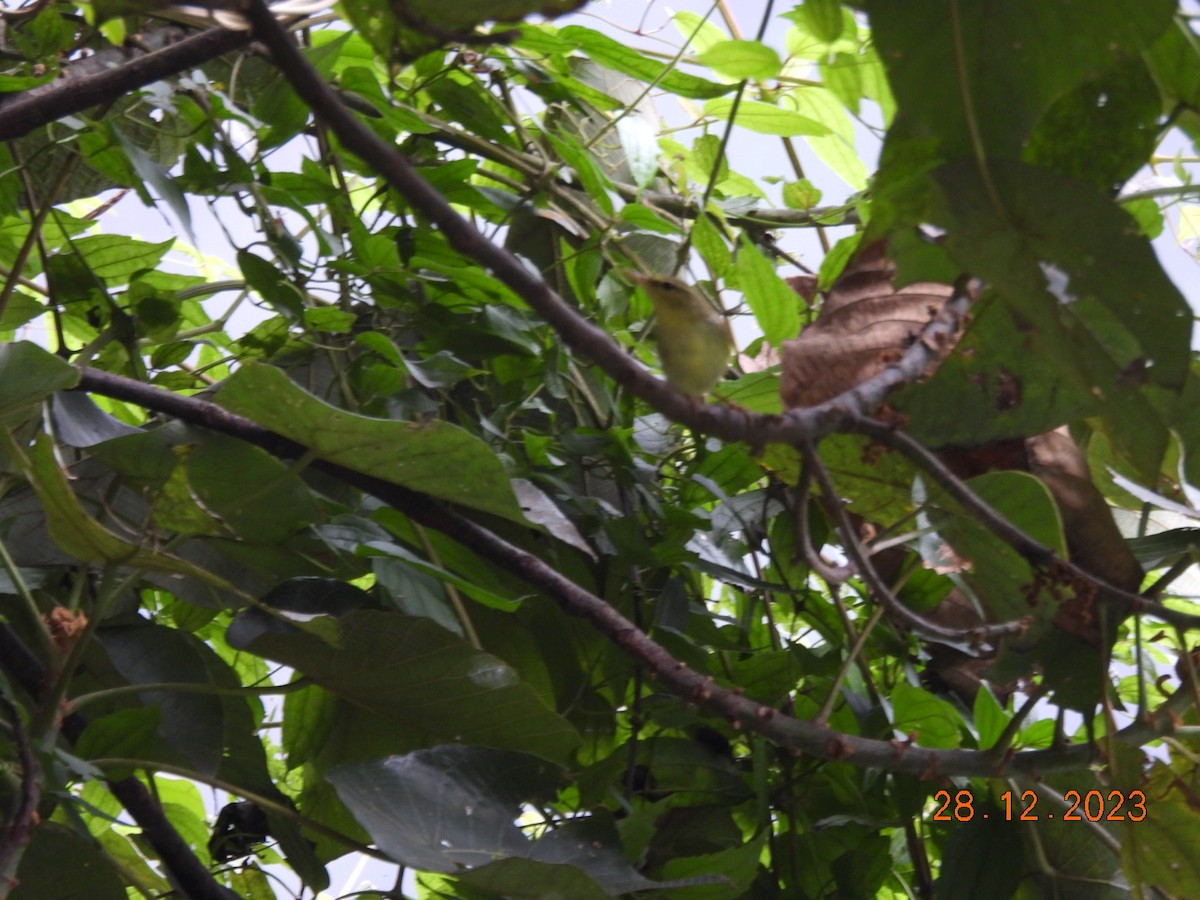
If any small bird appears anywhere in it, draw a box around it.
[628,272,734,397]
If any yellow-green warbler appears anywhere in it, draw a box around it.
[628,272,734,397]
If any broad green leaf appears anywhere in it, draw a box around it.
[698,40,783,81]
[785,84,867,187]
[672,10,728,54]
[704,97,832,136]
[98,623,229,775]
[894,295,1096,448]
[74,707,163,770]
[331,749,718,893]
[12,823,126,900]
[559,25,734,100]
[329,747,562,871]
[70,234,174,284]
[821,52,864,114]
[659,836,765,900]
[214,364,526,523]
[735,237,801,347]
[424,73,517,149]
[928,160,1192,477]
[690,213,732,278]
[282,683,338,771]
[1123,769,1200,894]
[931,470,1067,626]
[20,434,246,594]
[110,124,193,244]
[545,130,615,216]
[973,685,1011,749]
[934,814,1024,898]
[867,0,1174,159]
[237,250,304,320]
[783,179,822,210]
[891,682,963,748]
[187,434,320,544]
[1025,56,1160,191]
[798,0,845,44]
[1144,18,1200,145]
[227,608,581,762]
[0,341,78,420]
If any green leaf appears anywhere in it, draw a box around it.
[71,234,174,284]
[1121,777,1200,894]
[798,0,844,44]
[929,160,1192,477]
[559,25,734,100]
[329,746,562,871]
[1144,19,1200,146]
[691,213,732,278]
[972,686,1010,749]
[187,434,320,544]
[1025,56,1160,191]
[704,97,832,136]
[425,74,516,148]
[331,750,719,893]
[18,434,250,606]
[214,364,527,523]
[933,814,1024,898]
[0,341,78,420]
[867,0,1174,159]
[237,250,304,320]
[659,836,765,899]
[99,623,233,776]
[698,40,783,81]
[894,295,1095,448]
[735,238,801,347]
[931,470,1067,626]
[283,683,338,771]
[74,707,163,769]
[783,179,822,210]
[227,609,581,762]
[545,130,615,216]
[672,10,728,54]
[12,823,127,900]
[891,682,963,749]
[110,125,193,245]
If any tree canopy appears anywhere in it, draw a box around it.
[1,1,1200,898]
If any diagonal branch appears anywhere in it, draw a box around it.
[0,25,251,142]
[853,417,1200,631]
[804,442,1028,644]
[238,0,973,451]
[75,364,1151,778]
[0,694,39,891]
[0,622,236,900]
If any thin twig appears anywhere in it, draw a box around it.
[804,442,1027,643]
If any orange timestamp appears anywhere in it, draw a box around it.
[930,788,1148,822]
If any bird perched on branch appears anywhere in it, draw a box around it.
[628,272,733,397]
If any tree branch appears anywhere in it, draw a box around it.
[0,694,38,892]
[0,622,236,900]
[0,25,250,142]
[238,0,970,452]
[852,417,1200,631]
[74,364,1161,778]
[804,442,1028,644]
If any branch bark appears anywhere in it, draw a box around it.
[0,25,250,141]
[73,365,1173,778]
[0,623,237,900]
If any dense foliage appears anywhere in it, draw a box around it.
[1,1,1200,897]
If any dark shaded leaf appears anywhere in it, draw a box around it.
[227,608,581,762]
